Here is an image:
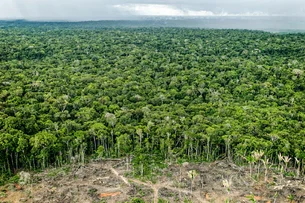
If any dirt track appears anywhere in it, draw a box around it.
[1,159,305,202]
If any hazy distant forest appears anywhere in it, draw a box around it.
[1,22,305,183]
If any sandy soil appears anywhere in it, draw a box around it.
[1,159,305,203]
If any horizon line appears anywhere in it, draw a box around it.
[1,15,305,23]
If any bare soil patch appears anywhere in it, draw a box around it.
[1,159,305,202]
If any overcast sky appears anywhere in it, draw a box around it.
[0,0,304,21]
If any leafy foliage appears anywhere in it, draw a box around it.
[1,22,305,177]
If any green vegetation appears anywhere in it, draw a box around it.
[1,23,305,181]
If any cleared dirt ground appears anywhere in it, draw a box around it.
[1,159,305,203]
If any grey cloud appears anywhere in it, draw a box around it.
[1,0,305,20]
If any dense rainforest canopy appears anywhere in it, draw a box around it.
[1,22,305,181]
